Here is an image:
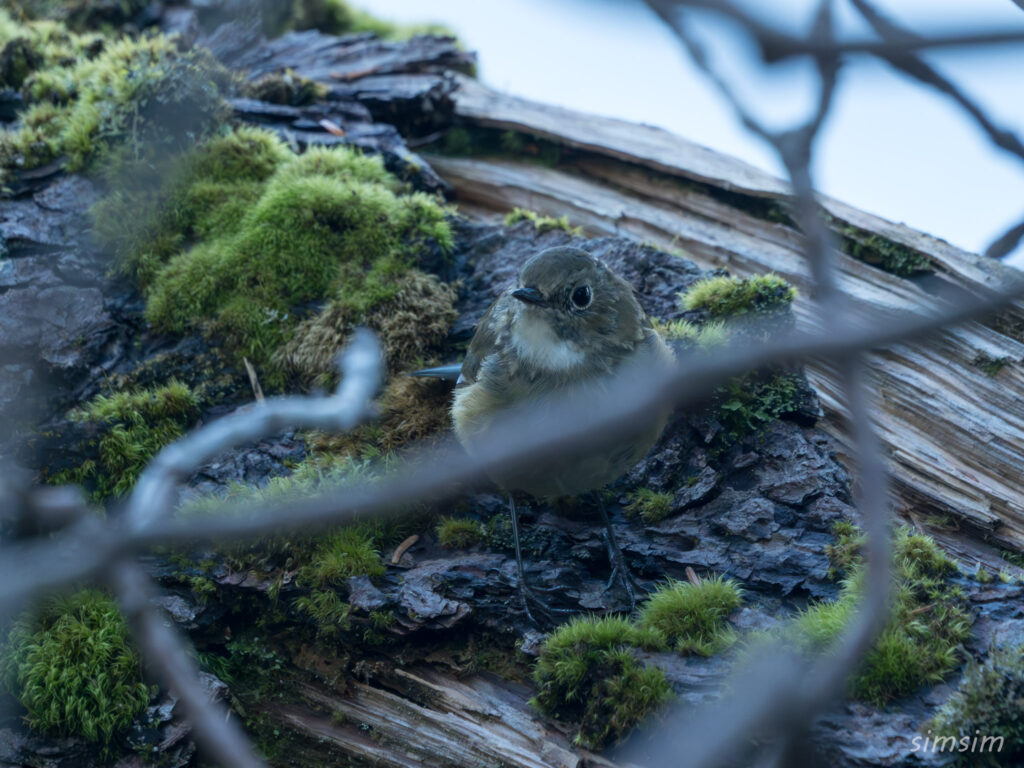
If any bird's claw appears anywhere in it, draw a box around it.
[519,582,573,628]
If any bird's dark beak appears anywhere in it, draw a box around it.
[512,286,546,306]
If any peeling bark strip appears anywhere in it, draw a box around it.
[429,75,1024,553]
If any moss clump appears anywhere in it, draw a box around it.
[0,589,150,747]
[2,30,230,183]
[672,274,812,446]
[839,224,932,277]
[293,589,352,638]
[713,370,810,444]
[51,381,200,501]
[624,488,674,524]
[243,70,325,106]
[681,273,796,318]
[532,616,671,749]
[972,352,1011,377]
[273,269,458,386]
[94,126,294,288]
[435,516,484,548]
[825,519,866,579]
[13,0,149,32]
[308,376,454,462]
[300,527,386,586]
[0,9,103,89]
[1001,549,1024,569]
[652,318,728,349]
[794,526,971,705]
[636,575,742,656]
[482,510,549,559]
[138,141,451,379]
[266,0,456,41]
[503,207,581,235]
[435,125,564,166]
[926,644,1024,766]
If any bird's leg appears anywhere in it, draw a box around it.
[594,492,644,610]
[508,493,560,627]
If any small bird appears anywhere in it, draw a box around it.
[414,246,673,622]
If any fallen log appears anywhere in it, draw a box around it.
[423,75,1024,557]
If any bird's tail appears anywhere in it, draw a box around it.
[407,363,462,383]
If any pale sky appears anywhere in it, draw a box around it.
[360,0,1024,267]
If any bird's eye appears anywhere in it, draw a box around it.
[570,284,593,309]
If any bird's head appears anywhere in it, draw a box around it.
[510,246,646,359]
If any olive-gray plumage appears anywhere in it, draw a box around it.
[452,246,673,497]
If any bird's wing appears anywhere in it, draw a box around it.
[458,293,508,388]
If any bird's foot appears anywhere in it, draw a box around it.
[519,581,574,628]
[600,531,648,613]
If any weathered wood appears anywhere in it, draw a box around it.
[426,82,1024,555]
[262,666,611,768]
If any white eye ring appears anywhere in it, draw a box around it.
[571,284,593,309]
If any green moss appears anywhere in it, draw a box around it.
[1001,549,1024,568]
[133,141,452,379]
[531,616,671,749]
[483,510,549,558]
[624,488,674,524]
[268,0,458,41]
[713,370,808,444]
[361,609,396,646]
[243,70,326,106]
[274,270,458,387]
[0,589,151,747]
[434,125,564,167]
[0,9,103,89]
[2,31,230,184]
[435,516,484,548]
[826,520,866,579]
[792,527,970,705]
[0,100,64,171]
[179,454,395,574]
[838,224,932,277]
[94,126,292,287]
[636,575,742,656]
[681,273,796,318]
[294,589,352,637]
[652,318,729,349]
[927,644,1024,765]
[13,0,149,32]
[975,566,993,584]
[893,527,957,575]
[503,207,581,235]
[300,527,386,586]
[671,274,811,446]
[972,353,1011,377]
[50,381,200,501]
